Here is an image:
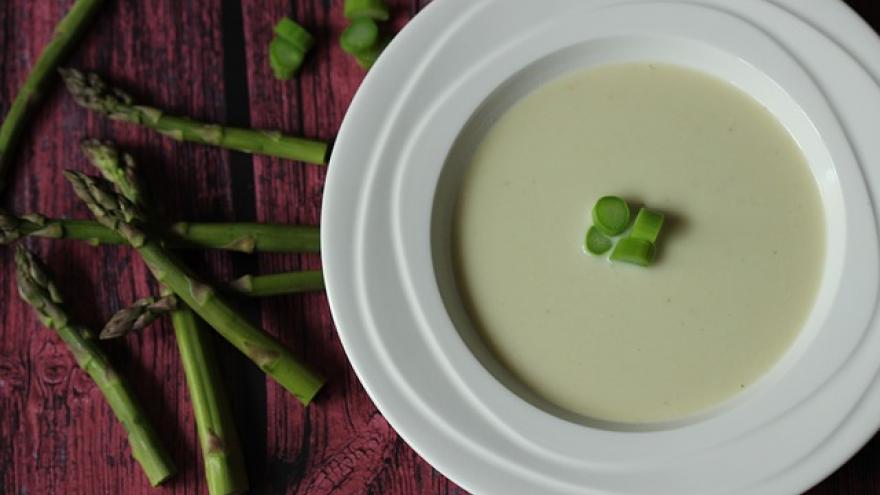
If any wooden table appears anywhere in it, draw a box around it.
[0,1,877,494]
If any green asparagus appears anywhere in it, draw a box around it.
[0,0,106,196]
[15,246,175,486]
[171,305,248,495]
[88,141,248,494]
[100,295,177,340]
[230,270,324,297]
[81,139,144,206]
[102,269,326,338]
[0,210,320,253]
[65,171,324,404]
[60,69,328,164]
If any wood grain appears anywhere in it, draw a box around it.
[0,1,877,494]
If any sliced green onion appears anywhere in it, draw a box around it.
[274,17,315,51]
[592,196,631,236]
[585,226,612,255]
[340,18,380,55]
[269,38,306,80]
[610,237,655,266]
[630,208,665,244]
[344,0,390,21]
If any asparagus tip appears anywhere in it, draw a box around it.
[100,295,178,340]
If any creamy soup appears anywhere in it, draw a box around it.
[452,63,825,424]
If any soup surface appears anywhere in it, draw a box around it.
[452,63,825,423]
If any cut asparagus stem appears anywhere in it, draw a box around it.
[229,270,324,297]
[170,222,320,253]
[100,295,178,340]
[0,210,320,253]
[59,69,328,164]
[171,304,248,495]
[0,0,106,195]
[592,196,631,236]
[14,246,175,486]
[65,171,324,404]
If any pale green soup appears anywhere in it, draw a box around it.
[453,63,825,423]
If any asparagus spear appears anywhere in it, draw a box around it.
[14,246,175,486]
[0,0,106,195]
[0,210,320,253]
[171,305,248,495]
[59,69,328,164]
[64,171,324,404]
[103,269,325,338]
[230,270,324,297]
[96,294,248,493]
[102,270,325,339]
[88,141,249,494]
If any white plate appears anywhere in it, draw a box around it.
[322,1,880,493]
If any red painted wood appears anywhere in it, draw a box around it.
[0,1,877,494]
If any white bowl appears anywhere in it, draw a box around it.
[322,1,880,493]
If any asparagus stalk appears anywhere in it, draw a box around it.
[60,69,328,164]
[88,142,249,494]
[0,210,320,253]
[172,304,248,495]
[14,246,175,486]
[230,270,324,297]
[0,0,106,195]
[65,171,324,404]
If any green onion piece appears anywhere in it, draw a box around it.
[630,208,665,244]
[344,0,391,21]
[585,226,612,255]
[610,237,655,266]
[340,18,380,55]
[269,38,306,80]
[592,196,631,236]
[274,17,315,51]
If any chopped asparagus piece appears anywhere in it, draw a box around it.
[344,0,390,21]
[340,18,380,55]
[585,226,613,255]
[630,208,665,244]
[592,196,631,236]
[610,237,655,266]
[274,17,315,51]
